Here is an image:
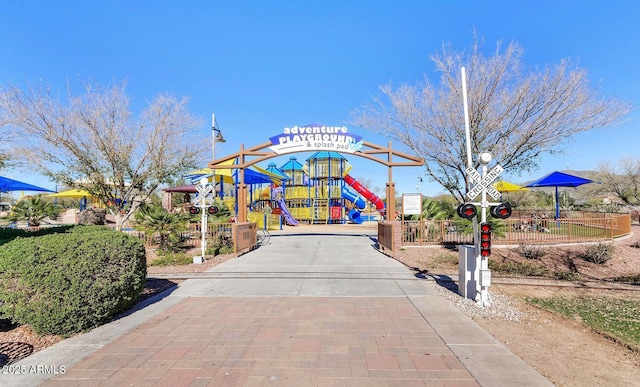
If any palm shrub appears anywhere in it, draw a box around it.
[452,214,507,238]
[134,204,189,254]
[9,195,59,226]
[405,198,450,221]
[0,226,146,337]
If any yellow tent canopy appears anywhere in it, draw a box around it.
[493,181,529,192]
[188,158,285,185]
[45,189,93,198]
[188,159,236,184]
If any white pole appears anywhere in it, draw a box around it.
[462,67,483,305]
[201,201,207,259]
[478,152,492,307]
[461,67,472,169]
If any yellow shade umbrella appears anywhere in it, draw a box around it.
[45,189,92,198]
[188,159,236,184]
[189,159,285,185]
[493,181,529,192]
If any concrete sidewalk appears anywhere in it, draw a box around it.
[2,232,551,386]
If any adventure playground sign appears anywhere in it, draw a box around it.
[268,125,363,154]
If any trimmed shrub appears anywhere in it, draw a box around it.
[0,226,146,337]
[206,231,234,256]
[0,225,74,246]
[517,244,546,260]
[581,243,614,265]
[149,251,192,266]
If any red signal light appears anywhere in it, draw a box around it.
[189,206,200,215]
[491,203,512,219]
[457,203,477,220]
[479,222,491,257]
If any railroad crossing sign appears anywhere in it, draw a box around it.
[466,164,503,201]
[195,182,214,208]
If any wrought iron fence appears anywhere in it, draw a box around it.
[400,214,631,246]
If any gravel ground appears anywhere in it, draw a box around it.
[423,278,528,322]
[392,225,640,333]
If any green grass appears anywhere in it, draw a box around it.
[528,296,640,350]
[546,223,609,238]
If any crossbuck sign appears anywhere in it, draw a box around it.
[465,165,503,201]
[195,183,214,208]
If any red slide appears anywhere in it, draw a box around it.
[343,174,385,212]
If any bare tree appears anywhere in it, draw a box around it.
[595,158,640,206]
[0,81,207,229]
[351,35,632,202]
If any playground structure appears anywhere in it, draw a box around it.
[163,125,425,234]
[169,151,385,229]
[250,152,385,225]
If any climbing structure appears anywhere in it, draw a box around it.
[279,156,312,222]
[306,151,347,224]
[270,152,384,224]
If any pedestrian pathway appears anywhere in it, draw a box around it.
[3,232,551,386]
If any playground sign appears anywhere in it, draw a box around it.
[269,125,363,154]
[465,165,503,201]
[402,193,422,216]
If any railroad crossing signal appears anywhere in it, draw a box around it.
[491,202,512,219]
[479,222,492,257]
[466,165,503,201]
[457,203,477,220]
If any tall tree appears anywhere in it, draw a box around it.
[352,35,631,202]
[595,158,640,206]
[0,81,207,229]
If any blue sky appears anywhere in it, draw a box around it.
[1,1,638,197]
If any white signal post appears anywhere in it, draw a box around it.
[460,67,504,307]
[477,152,494,307]
[194,177,214,264]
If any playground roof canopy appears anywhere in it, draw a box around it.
[525,171,598,219]
[265,163,291,180]
[0,176,53,193]
[233,169,274,185]
[187,158,285,185]
[279,156,306,172]
[162,184,197,193]
[45,189,93,198]
[525,171,596,188]
[493,181,529,192]
[307,151,346,160]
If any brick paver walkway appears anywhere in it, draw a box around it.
[44,297,478,386]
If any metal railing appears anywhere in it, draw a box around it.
[400,214,631,247]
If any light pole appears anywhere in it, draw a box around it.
[211,113,226,161]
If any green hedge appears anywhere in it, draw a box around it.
[0,226,146,337]
[0,225,74,246]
